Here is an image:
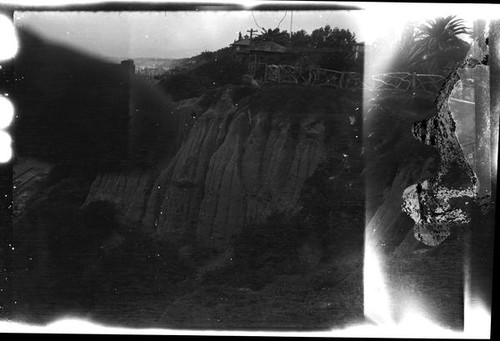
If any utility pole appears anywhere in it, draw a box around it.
[247,28,258,40]
[289,10,293,39]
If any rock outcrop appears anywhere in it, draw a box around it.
[402,63,480,246]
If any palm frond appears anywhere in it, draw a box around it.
[393,17,470,74]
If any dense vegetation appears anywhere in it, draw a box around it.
[254,25,360,71]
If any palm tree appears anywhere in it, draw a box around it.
[416,16,470,74]
[418,16,469,51]
[391,24,427,73]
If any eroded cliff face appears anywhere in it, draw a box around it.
[86,86,359,250]
[85,170,154,227]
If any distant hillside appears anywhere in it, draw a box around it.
[133,57,183,71]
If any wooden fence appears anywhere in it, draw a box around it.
[262,64,446,94]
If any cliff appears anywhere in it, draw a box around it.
[85,86,361,250]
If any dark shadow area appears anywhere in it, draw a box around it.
[12,28,130,171]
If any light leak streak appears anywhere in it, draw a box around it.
[363,232,392,325]
[0,96,14,129]
[0,314,488,338]
[0,130,12,163]
[464,242,491,339]
[0,14,18,61]
[0,15,16,163]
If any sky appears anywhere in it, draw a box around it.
[11,3,497,62]
[13,10,365,61]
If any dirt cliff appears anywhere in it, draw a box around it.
[86,86,361,250]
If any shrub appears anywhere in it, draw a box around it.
[160,72,205,101]
[160,48,247,102]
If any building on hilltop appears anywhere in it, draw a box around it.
[231,36,251,54]
[247,41,296,80]
[231,32,365,81]
[232,37,295,80]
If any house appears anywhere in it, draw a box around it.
[231,36,251,53]
[246,41,296,79]
[231,35,252,64]
[232,38,295,79]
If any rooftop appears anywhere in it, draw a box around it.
[232,38,251,46]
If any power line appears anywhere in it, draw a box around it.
[277,11,287,29]
[251,11,265,31]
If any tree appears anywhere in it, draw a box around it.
[418,16,469,52]
[253,27,291,47]
[311,25,357,49]
[416,16,470,74]
[290,29,312,48]
[310,25,357,70]
[389,17,470,75]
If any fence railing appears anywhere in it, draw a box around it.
[264,65,364,89]
[370,72,445,93]
[262,64,447,94]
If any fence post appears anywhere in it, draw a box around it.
[411,72,417,92]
